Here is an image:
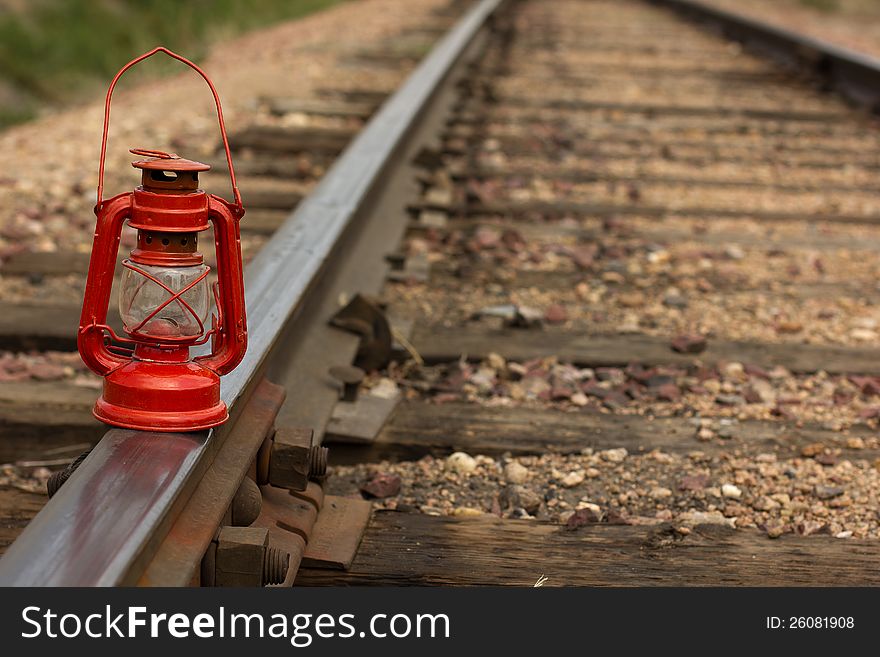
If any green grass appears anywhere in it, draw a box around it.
[0,104,35,126]
[0,0,343,128]
[798,0,840,13]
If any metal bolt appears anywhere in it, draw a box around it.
[263,547,290,586]
[214,526,267,587]
[309,445,329,480]
[269,427,326,491]
[231,477,262,527]
[204,528,291,587]
[46,471,66,498]
[329,364,365,402]
[47,449,92,498]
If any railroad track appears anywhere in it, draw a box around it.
[3,0,880,586]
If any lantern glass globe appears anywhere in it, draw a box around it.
[119,263,210,340]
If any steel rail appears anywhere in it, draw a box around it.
[652,0,880,111]
[0,0,503,586]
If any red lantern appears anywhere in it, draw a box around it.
[78,48,247,432]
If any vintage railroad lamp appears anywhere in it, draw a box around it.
[78,48,247,432]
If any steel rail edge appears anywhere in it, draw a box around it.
[0,0,503,586]
[652,0,880,110]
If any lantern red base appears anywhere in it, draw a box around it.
[94,358,228,432]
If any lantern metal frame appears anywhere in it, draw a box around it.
[77,47,248,432]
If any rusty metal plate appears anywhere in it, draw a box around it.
[325,393,401,444]
[137,378,286,586]
[254,485,319,541]
[251,484,314,587]
[301,496,372,570]
[290,481,325,511]
[385,252,430,283]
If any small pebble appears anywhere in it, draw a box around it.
[663,292,688,309]
[544,304,567,324]
[451,507,483,517]
[650,486,672,499]
[814,485,844,500]
[565,507,600,528]
[846,437,865,450]
[670,334,707,354]
[360,473,401,499]
[600,447,628,463]
[766,520,786,539]
[504,461,530,484]
[446,452,477,474]
[721,483,742,499]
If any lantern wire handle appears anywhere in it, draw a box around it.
[95,46,242,212]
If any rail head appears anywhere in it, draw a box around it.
[0,0,505,587]
[652,0,880,110]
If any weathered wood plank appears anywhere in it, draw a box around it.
[295,511,880,586]
[216,156,333,180]
[0,380,103,462]
[465,68,807,86]
[444,126,874,161]
[0,380,97,422]
[449,165,880,194]
[0,302,84,351]
[229,125,354,154]
[241,188,304,210]
[315,88,392,106]
[443,129,880,170]
[0,299,124,351]
[407,217,880,253]
[345,49,426,67]
[236,177,310,211]
[329,399,874,463]
[263,96,377,120]
[476,97,853,122]
[452,104,869,138]
[0,488,47,558]
[240,209,289,235]
[410,326,880,375]
[412,199,880,226]
[1,251,92,277]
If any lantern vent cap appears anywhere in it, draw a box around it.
[129,148,211,172]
